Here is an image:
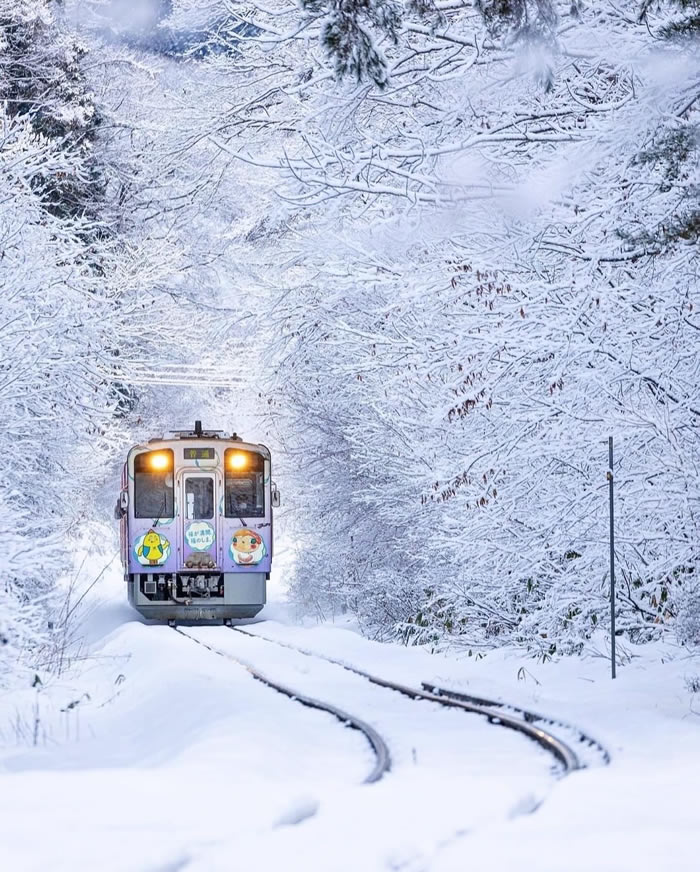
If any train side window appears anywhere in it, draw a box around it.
[225,449,265,518]
[133,450,174,519]
[185,477,214,520]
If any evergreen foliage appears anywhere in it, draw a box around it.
[624,2,700,248]
[301,0,402,87]
[0,2,106,225]
[644,0,700,38]
[475,0,558,41]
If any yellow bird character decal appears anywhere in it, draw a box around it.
[136,529,169,566]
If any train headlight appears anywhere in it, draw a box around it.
[150,452,170,471]
[229,452,248,470]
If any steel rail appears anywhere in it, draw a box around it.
[171,626,390,784]
[422,682,610,765]
[229,625,584,774]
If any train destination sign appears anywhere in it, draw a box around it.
[184,447,215,460]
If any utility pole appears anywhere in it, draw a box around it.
[607,436,616,679]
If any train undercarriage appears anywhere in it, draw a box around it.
[127,571,266,622]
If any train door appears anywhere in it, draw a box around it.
[180,472,219,570]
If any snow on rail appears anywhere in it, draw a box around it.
[230,625,588,775]
[171,626,390,784]
[422,682,610,768]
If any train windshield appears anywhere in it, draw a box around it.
[225,449,265,518]
[133,450,174,519]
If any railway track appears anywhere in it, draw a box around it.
[422,681,610,766]
[226,625,589,774]
[171,626,390,784]
[173,620,609,822]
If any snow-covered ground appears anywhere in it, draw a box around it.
[1,545,698,872]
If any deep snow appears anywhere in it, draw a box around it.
[1,542,698,871]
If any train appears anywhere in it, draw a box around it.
[116,422,279,623]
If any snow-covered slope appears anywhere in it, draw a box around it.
[1,552,698,871]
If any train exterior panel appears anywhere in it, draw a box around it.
[117,424,278,622]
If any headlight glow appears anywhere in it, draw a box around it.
[150,452,170,470]
[229,452,248,470]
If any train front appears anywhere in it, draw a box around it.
[117,427,277,622]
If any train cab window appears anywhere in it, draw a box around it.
[134,450,174,519]
[225,449,265,518]
[185,477,214,520]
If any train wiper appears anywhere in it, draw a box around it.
[153,493,168,528]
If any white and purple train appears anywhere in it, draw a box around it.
[116,422,279,622]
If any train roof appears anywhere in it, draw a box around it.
[132,422,270,457]
[149,420,241,441]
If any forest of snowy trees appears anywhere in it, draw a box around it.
[1,0,697,681]
[0,0,234,678]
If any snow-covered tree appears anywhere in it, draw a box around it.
[177,0,698,652]
[5,0,695,669]
[0,1,197,683]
